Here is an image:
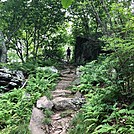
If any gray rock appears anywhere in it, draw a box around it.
[0,68,11,74]
[76,66,83,77]
[8,82,18,87]
[52,97,75,110]
[52,97,85,111]
[72,78,81,86]
[0,72,12,79]
[0,80,9,86]
[74,91,82,98]
[71,98,86,108]
[37,96,53,110]
[15,70,25,82]
[29,107,46,134]
[10,77,20,83]
[0,68,25,92]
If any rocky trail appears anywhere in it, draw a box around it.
[29,65,85,134]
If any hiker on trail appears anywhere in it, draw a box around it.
[66,47,71,62]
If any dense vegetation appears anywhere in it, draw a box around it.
[0,0,134,134]
[69,55,134,134]
[0,68,59,133]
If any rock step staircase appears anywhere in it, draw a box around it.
[29,67,85,134]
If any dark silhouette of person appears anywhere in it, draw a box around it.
[66,47,71,62]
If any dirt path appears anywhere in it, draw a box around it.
[29,65,85,134]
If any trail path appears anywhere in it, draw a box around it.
[49,65,76,134]
[29,65,85,134]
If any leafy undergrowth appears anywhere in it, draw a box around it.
[69,56,134,134]
[0,69,59,134]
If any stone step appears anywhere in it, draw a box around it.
[59,77,73,81]
[56,81,72,90]
[52,90,72,98]
[52,97,85,111]
[51,113,61,120]
[61,73,76,77]
[49,112,72,134]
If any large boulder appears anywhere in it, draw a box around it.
[74,36,103,64]
[0,68,25,92]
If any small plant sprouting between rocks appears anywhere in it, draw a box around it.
[60,110,74,118]
[42,109,54,125]
[42,118,52,125]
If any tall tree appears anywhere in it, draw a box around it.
[0,0,65,62]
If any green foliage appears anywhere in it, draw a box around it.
[61,0,74,8]
[1,0,66,62]
[7,61,38,76]
[26,69,58,99]
[69,112,86,134]
[60,110,73,118]
[42,118,51,125]
[43,109,53,118]
[40,58,62,67]
[69,3,134,133]
[7,59,60,76]
[72,57,112,93]
[0,0,134,134]
[101,3,134,93]
[7,124,30,134]
[0,89,31,133]
[42,109,53,125]
[0,69,59,133]
[0,63,6,69]
[69,55,134,134]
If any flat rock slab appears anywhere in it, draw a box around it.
[61,74,76,78]
[51,113,61,120]
[29,107,46,134]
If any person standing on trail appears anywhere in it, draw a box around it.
[66,47,71,62]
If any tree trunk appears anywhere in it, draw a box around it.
[90,0,108,34]
[0,31,7,63]
[100,0,115,34]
